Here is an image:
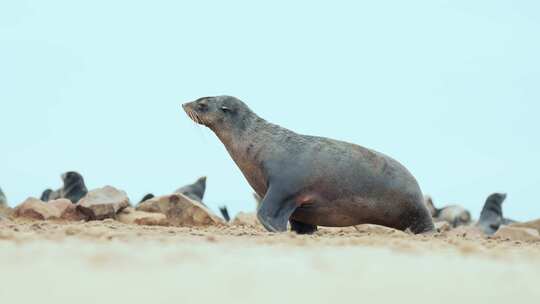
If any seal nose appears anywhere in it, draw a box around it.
[182,102,195,110]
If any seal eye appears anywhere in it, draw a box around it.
[221,106,231,113]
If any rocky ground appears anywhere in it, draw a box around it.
[1,189,540,304]
[1,218,540,304]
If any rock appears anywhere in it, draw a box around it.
[117,207,168,226]
[77,186,130,220]
[49,199,88,221]
[494,226,540,242]
[510,219,540,233]
[13,197,61,220]
[136,194,224,227]
[231,212,262,227]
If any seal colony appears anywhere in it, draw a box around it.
[182,95,435,234]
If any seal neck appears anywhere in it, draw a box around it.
[211,114,267,149]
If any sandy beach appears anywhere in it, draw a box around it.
[1,219,539,304]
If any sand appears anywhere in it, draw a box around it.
[1,220,539,304]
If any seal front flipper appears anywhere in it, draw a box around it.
[290,219,317,235]
[257,187,298,232]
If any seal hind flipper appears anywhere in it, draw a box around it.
[290,219,317,234]
[257,187,298,232]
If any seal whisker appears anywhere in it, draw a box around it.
[189,110,198,124]
[195,112,203,125]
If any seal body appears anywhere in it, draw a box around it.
[182,96,434,234]
[424,196,471,228]
[174,176,231,223]
[175,176,207,202]
[0,187,7,207]
[478,193,515,235]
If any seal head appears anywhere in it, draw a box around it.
[183,96,254,132]
[60,171,88,203]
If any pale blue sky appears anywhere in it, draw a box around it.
[1,1,539,221]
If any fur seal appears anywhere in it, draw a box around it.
[40,189,55,201]
[182,96,434,234]
[424,195,471,228]
[219,206,231,222]
[139,193,155,204]
[478,193,515,235]
[0,187,7,206]
[175,176,206,202]
[175,177,231,222]
[41,171,88,204]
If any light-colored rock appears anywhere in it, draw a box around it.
[49,199,88,221]
[509,219,540,233]
[117,207,168,226]
[136,194,224,227]
[13,197,61,220]
[0,205,11,218]
[77,186,130,221]
[231,212,261,227]
[494,226,540,242]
